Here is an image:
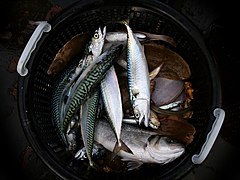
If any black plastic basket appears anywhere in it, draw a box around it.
[17,0,223,179]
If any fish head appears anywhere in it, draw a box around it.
[66,118,79,151]
[66,131,77,151]
[147,136,185,164]
[133,98,150,127]
[159,136,185,153]
[91,26,106,57]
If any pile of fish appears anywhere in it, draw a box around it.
[48,22,196,172]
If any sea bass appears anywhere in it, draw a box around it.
[82,118,185,170]
[125,23,151,127]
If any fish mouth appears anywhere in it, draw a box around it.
[155,136,185,154]
[171,146,185,154]
[165,139,185,153]
[161,145,185,155]
[147,136,185,163]
[169,143,185,151]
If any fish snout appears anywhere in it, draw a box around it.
[162,137,185,154]
[133,99,150,127]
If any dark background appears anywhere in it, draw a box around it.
[0,0,239,179]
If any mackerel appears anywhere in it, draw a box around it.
[51,27,106,148]
[125,23,151,127]
[100,66,123,150]
[62,43,123,132]
[60,27,106,120]
[80,89,100,167]
[51,64,76,147]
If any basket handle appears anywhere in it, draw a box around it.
[191,108,225,164]
[17,21,51,76]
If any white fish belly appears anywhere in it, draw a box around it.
[94,119,164,164]
[100,66,123,140]
[127,26,150,102]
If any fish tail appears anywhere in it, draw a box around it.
[109,140,133,162]
[118,18,130,25]
[149,63,164,81]
[89,159,94,167]
[87,160,99,171]
[113,139,133,155]
[120,139,133,154]
[107,18,129,27]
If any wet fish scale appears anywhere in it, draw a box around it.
[51,64,76,146]
[100,66,123,146]
[60,27,106,121]
[81,90,100,166]
[63,44,123,132]
[125,23,150,127]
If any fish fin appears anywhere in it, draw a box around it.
[107,141,121,162]
[144,115,149,127]
[102,26,106,38]
[112,140,133,154]
[131,88,139,97]
[117,18,130,26]
[119,139,133,154]
[87,160,99,171]
[105,19,130,28]
[126,161,143,171]
[109,151,118,162]
[141,44,145,52]
[110,140,133,162]
[149,63,164,81]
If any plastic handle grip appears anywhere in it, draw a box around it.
[192,108,225,164]
[17,21,51,76]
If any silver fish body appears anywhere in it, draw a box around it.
[60,26,106,120]
[52,27,106,148]
[80,90,100,166]
[125,24,151,127]
[70,27,106,165]
[94,118,185,170]
[62,43,123,132]
[100,66,123,147]
[51,64,77,146]
[65,116,79,151]
[105,31,176,47]
[106,31,143,42]
[67,26,106,88]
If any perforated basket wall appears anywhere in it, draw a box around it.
[18,0,221,179]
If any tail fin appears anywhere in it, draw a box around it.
[87,160,100,171]
[117,18,130,26]
[114,139,133,154]
[106,18,130,27]
[110,139,133,162]
[149,63,164,81]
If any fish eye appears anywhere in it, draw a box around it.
[94,32,99,39]
[135,113,139,118]
[134,109,140,118]
[166,137,175,143]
